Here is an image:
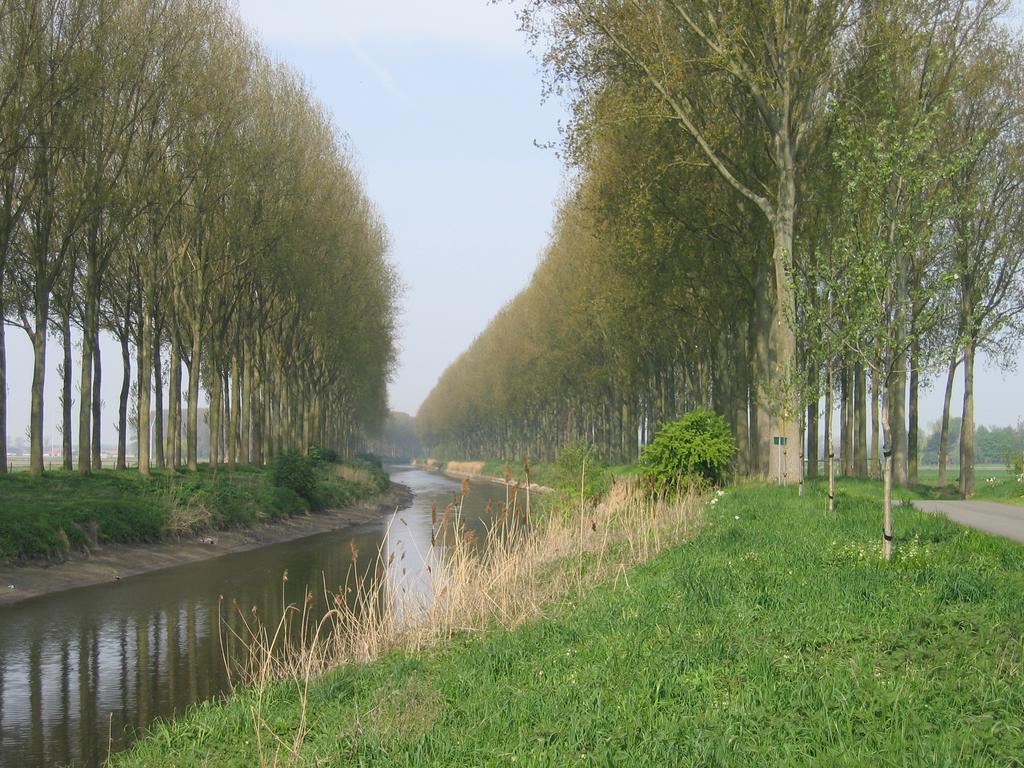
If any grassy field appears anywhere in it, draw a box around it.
[115,478,1024,767]
[910,465,1024,505]
[0,458,389,562]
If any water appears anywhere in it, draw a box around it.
[0,466,508,768]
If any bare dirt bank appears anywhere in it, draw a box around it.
[0,483,411,606]
[414,460,553,493]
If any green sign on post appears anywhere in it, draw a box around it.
[773,436,788,484]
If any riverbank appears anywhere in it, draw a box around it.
[414,458,554,493]
[0,457,401,602]
[114,478,1023,766]
[0,482,409,606]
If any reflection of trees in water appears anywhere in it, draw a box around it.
[0,470,501,767]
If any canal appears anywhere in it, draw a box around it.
[0,466,506,767]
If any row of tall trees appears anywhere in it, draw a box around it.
[1,0,398,477]
[417,0,1024,498]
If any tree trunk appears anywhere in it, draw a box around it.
[78,263,98,473]
[0,304,6,473]
[240,348,251,465]
[228,354,240,469]
[767,178,802,486]
[209,375,221,468]
[61,316,73,471]
[937,354,958,487]
[752,284,772,476]
[168,342,181,469]
[138,305,152,476]
[881,387,894,561]
[734,378,750,476]
[888,359,908,486]
[153,328,164,468]
[117,333,130,470]
[908,343,920,485]
[28,295,49,477]
[186,331,200,471]
[840,366,852,476]
[806,395,819,479]
[825,367,834,512]
[959,339,976,498]
[870,368,880,479]
[91,342,102,471]
[854,365,867,478]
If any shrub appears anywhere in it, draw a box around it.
[554,442,609,500]
[641,408,736,488]
[272,450,317,502]
[1004,450,1024,481]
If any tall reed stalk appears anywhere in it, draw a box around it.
[221,477,704,765]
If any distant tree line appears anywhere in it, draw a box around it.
[1,0,398,477]
[417,0,1024,498]
[920,418,1024,467]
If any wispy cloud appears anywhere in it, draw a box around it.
[234,0,526,50]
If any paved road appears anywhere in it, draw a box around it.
[913,499,1024,544]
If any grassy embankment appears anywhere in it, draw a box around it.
[116,475,1023,767]
[0,457,389,562]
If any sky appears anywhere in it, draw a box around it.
[3,0,1022,451]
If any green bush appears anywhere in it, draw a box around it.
[554,442,609,500]
[349,457,390,492]
[641,408,736,488]
[262,486,309,519]
[1005,449,1024,480]
[272,450,317,502]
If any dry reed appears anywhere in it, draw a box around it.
[219,477,704,766]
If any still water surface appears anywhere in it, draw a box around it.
[0,466,506,768]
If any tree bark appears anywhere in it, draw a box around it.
[767,160,802,486]
[186,331,200,471]
[854,364,867,478]
[881,388,894,561]
[888,359,908,486]
[840,366,852,476]
[78,260,98,473]
[870,368,880,479]
[168,341,181,469]
[240,348,251,465]
[806,395,819,478]
[959,338,976,498]
[117,333,130,470]
[228,354,240,469]
[28,293,49,477]
[0,304,6,473]
[752,279,772,476]
[209,370,221,468]
[825,367,834,512]
[153,328,164,468]
[61,316,73,471]
[908,343,920,485]
[91,342,102,471]
[138,304,152,476]
[937,354,958,487]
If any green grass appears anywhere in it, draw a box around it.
[0,458,390,562]
[114,479,1024,767]
[910,465,1024,505]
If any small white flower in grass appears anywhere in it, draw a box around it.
[734,515,740,520]
[716,490,725,497]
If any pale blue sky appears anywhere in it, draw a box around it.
[3,0,1022,451]
[235,0,570,417]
